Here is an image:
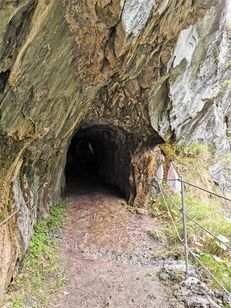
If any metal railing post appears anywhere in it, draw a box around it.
[180,176,189,275]
[160,176,231,294]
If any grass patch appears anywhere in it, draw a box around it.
[175,143,212,156]
[146,228,167,242]
[150,142,231,292]
[151,246,184,259]
[149,193,231,292]
[198,254,231,293]
[7,200,67,308]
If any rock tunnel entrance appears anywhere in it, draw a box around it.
[64,124,163,204]
[64,125,132,199]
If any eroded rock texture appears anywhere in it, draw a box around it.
[0,0,230,300]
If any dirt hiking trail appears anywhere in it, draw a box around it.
[54,182,181,308]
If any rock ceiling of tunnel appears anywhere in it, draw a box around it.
[1,0,229,145]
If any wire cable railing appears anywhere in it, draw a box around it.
[160,187,231,251]
[155,177,231,297]
[166,178,231,202]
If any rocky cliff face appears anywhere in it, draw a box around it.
[0,0,230,301]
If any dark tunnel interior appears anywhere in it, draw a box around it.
[64,125,132,199]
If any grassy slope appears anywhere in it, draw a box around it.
[6,200,67,308]
[149,144,231,292]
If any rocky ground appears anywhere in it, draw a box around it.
[51,181,182,308]
[48,181,230,308]
[4,179,231,307]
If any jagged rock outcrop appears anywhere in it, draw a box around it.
[0,0,230,301]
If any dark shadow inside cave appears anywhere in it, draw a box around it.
[64,125,132,199]
[65,136,99,184]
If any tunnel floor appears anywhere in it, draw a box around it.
[54,185,179,307]
[64,156,124,199]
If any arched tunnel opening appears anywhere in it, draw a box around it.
[64,125,133,199]
[64,124,164,204]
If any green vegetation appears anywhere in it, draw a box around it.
[159,143,214,183]
[146,228,166,242]
[221,79,231,90]
[174,143,212,156]
[226,22,231,31]
[149,190,231,292]
[199,253,231,291]
[8,200,67,308]
[160,142,211,159]
[149,143,231,292]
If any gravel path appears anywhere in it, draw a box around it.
[54,183,181,308]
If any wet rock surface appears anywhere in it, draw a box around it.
[176,276,227,308]
[158,262,231,308]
